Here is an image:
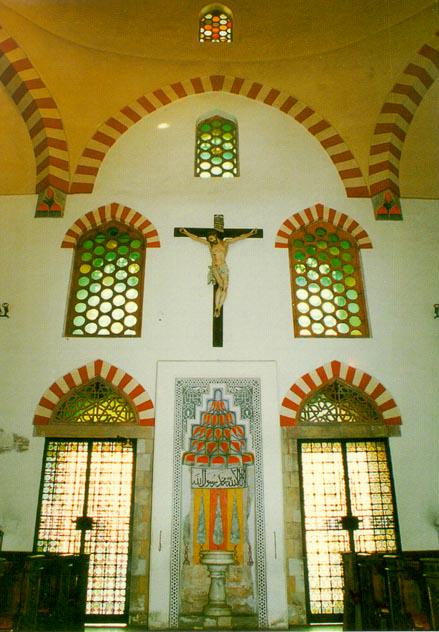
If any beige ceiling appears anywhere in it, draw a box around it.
[0,0,438,197]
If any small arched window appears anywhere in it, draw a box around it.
[195,113,239,177]
[289,221,369,337]
[65,222,145,337]
[199,5,233,43]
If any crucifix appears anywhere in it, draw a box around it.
[175,215,263,347]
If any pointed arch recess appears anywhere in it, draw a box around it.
[0,24,69,194]
[33,359,154,426]
[60,202,160,249]
[70,75,368,198]
[280,360,401,427]
[275,203,373,249]
[368,30,439,197]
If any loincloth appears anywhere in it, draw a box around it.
[207,263,229,285]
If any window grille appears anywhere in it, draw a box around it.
[195,114,239,177]
[199,6,232,42]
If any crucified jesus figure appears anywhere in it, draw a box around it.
[179,227,257,317]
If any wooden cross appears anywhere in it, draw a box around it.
[174,215,263,347]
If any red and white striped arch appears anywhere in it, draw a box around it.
[33,359,155,426]
[369,30,439,198]
[275,203,373,249]
[70,75,368,198]
[0,24,69,194]
[61,202,160,249]
[280,360,401,427]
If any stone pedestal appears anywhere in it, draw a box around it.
[200,550,235,617]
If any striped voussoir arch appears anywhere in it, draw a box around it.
[0,24,69,195]
[369,30,439,198]
[280,360,401,427]
[60,202,160,248]
[71,75,368,198]
[275,202,373,249]
[33,359,155,426]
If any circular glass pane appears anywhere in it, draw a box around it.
[90,282,101,294]
[101,288,113,300]
[113,294,126,307]
[110,322,124,334]
[73,316,85,327]
[76,289,88,300]
[296,289,308,300]
[320,276,332,287]
[86,308,99,321]
[309,283,320,294]
[98,315,111,327]
[346,289,358,300]
[126,288,138,300]
[336,309,348,320]
[298,315,311,327]
[297,302,309,314]
[348,303,360,314]
[309,295,322,307]
[311,322,324,334]
[349,316,362,327]
[85,323,97,334]
[112,308,125,321]
[102,276,114,287]
[99,302,112,314]
[114,282,126,293]
[323,315,337,327]
[321,289,334,300]
[307,270,319,281]
[124,315,137,328]
[345,276,356,287]
[87,295,100,307]
[91,270,103,280]
[322,302,335,314]
[337,323,350,334]
[78,277,89,287]
[310,308,323,321]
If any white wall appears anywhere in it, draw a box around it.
[0,92,438,552]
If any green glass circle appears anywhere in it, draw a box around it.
[337,323,350,334]
[329,247,340,256]
[78,276,90,287]
[328,233,338,243]
[351,330,362,336]
[319,264,330,274]
[211,119,222,128]
[315,227,327,236]
[211,137,222,146]
[333,283,344,294]
[306,246,317,255]
[342,252,352,262]
[89,282,101,293]
[223,152,234,160]
[73,316,85,327]
[223,142,233,150]
[93,257,104,268]
[298,315,311,327]
[296,289,308,300]
[211,156,222,165]
[331,258,341,268]
[94,245,105,256]
[306,257,318,268]
[340,240,351,249]
[127,276,139,287]
[309,295,322,307]
[76,289,88,300]
[317,240,328,249]
[107,226,119,237]
[349,316,362,327]
[294,251,305,261]
[296,276,307,287]
[106,239,118,250]
[72,329,84,336]
[117,257,128,268]
[85,323,98,335]
[295,264,306,274]
[102,276,114,287]
[74,302,86,313]
[332,270,343,282]
[346,289,358,300]
[91,270,103,281]
[304,234,315,242]
[345,276,356,287]
[321,288,334,300]
[310,308,323,321]
[336,309,348,320]
[309,283,320,293]
[311,322,324,334]
[222,123,233,131]
[348,303,360,314]
[115,270,128,280]
[343,264,354,274]
[87,295,100,307]
[223,132,233,141]
[104,264,116,274]
[129,252,141,262]
[200,152,211,160]
[293,239,303,247]
[114,282,127,293]
[319,252,329,262]
[334,296,347,307]
[117,245,129,256]
[81,252,92,262]
[82,239,94,250]
[105,252,116,262]
[320,276,332,287]
[307,270,319,281]
[95,233,106,244]
[200,123,211,132]
[118,232,130,243]
[324,315,337,328]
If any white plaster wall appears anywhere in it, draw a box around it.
[0,92,438,555]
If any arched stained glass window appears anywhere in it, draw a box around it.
[289,221,369,337]
[53,378,137,425]
[199,5,233,43]
[299,380,382,425]
[65,222,145,337]
[195,114,239,177]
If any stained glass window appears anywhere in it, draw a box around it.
[199,6,232,43]
[300,440,398,621]
[289,222,369,337]
[195,114,239,178]
[300,380,382,425]
[35,439,135,619]
[53,378,137,425]
[65,222,145,337]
